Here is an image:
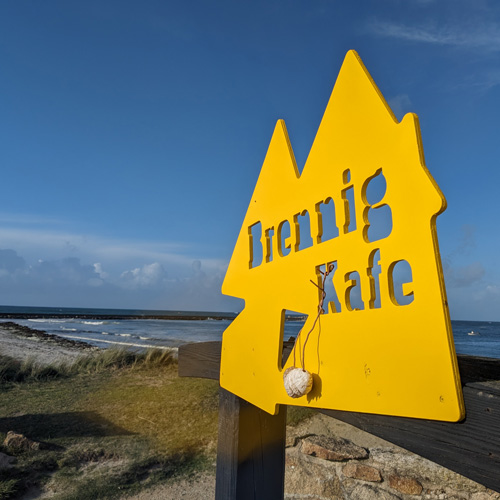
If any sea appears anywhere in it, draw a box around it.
[0,305,499,359]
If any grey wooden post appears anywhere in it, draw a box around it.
[215,388,287,500]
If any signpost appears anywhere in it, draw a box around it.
[220,50,464,422]
[177,51,500,499]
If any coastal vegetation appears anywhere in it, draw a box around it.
[0,347,173,383]
[0,347,313,499]
[0,348,218,499]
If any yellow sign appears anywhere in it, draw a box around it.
[220,50,465,422]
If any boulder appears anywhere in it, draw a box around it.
[343,462,382,482]
[387,474,423,495]
[300,435,368,461]
[285,447,343,499]
[3,431,40,451]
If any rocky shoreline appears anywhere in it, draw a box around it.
[0,312,236,321]
[1,321,96,350]
[0,321,98,366]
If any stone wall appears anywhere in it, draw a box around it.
[285,414,500,500]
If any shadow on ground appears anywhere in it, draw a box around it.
[0,411,132,440]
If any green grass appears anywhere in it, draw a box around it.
[0,347,178,384]
[0,347,315,499]
[0,480,18,499]
[0,348,219,499]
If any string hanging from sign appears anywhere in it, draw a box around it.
[284,263,334,398]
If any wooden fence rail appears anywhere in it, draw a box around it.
[178,341,500,498]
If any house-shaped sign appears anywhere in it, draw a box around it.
[220,50,465,422]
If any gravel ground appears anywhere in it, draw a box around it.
[125,472,216,500]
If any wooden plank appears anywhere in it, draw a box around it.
[215,388,287,500]
[320,382,500,492]
[177,342,500,385]
[178,342,500,492]
[456,354,500,384]
[467,379,500,394]
[179,340,294,379]
[178,341,222,380]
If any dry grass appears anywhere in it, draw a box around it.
[0,349,218,499]
[0,347,177,383]
[80,360,219,455]
[0,347,314,499]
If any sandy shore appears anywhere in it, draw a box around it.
[0,321,98,366]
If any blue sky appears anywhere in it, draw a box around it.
[0,0,499,319]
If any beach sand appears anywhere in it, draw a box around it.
[0,321,98,366]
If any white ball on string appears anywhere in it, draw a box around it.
[283,367,313,398]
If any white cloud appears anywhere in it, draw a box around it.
[0,214,236,310]
[120,262,168,289]
[0,225,226,277]
[31,257,100,286]
[485,284,500,296]
[0,248,238,311]
[453,69,500,92]
[368,19,500,52]
[93,262,108,280]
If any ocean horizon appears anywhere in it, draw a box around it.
[0,304,239,320]
[0,305,498,359]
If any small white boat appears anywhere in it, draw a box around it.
[467,331,480,336]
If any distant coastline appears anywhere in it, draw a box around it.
[0,312,236,321]
[0,305,238,322]
[0,305,309,322]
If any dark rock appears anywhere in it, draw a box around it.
[4,431,40,452]
[286,433,314,448]
[343,462,382,482]
[300,434,369,461]
[285,447,343,498]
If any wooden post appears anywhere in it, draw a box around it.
[215,388,287,500]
